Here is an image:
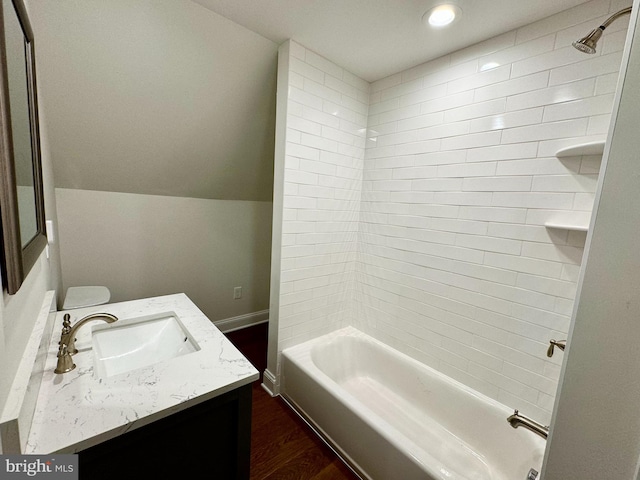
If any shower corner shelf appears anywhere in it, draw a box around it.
[544,222,589,232]
[546,140,605,233]
[555,140,605,158]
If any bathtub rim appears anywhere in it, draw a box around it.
[284,325,525,417]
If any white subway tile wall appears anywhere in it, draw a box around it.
[275,0,628,424]
[277,40,369,350]
[358,0,627,424]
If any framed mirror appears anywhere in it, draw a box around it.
[0,0,46,294]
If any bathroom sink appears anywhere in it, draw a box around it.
[91,312,200,379]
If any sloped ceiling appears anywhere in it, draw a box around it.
[28,0,277,201]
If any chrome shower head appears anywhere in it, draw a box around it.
[572,27,603,54]
[573,6,632,54]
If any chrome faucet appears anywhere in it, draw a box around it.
[507,409,549,440]
[55,312,118,374]
[547,339,566,357]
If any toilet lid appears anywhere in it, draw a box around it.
[63,286,111,309]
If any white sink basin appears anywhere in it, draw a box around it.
[92,312,200,379]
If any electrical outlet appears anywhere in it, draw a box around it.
[233,286,242,299]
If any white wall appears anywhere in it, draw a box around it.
[543,2,640,477]
[55,189,272,322]
[26,0,278,321]
[0,73,62,438]
[267,40,369,389]
[0,258,53,416]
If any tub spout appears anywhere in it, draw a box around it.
[507,409,548,440]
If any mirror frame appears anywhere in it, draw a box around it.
[0,0,46,295]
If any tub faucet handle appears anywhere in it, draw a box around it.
[547,339,566,357]
[527,468,539,480]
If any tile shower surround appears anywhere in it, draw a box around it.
[275,0,629,423]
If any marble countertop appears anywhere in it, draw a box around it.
[25,293,259,454]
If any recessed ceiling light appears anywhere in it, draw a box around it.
[423,4,462,28]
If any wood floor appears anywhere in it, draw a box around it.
[225,323,360,480]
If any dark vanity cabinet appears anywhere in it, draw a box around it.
[78,384,252,479]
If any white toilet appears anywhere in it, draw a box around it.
[62,286,111,310]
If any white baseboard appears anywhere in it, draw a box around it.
[214,309,269,333]
[261,369,278,396]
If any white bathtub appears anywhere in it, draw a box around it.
[281,327,546,480]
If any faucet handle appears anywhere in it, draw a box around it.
[61,313,71,334]
[59,314,78,352]
[59,314,74,347]
[547,339,567,357]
